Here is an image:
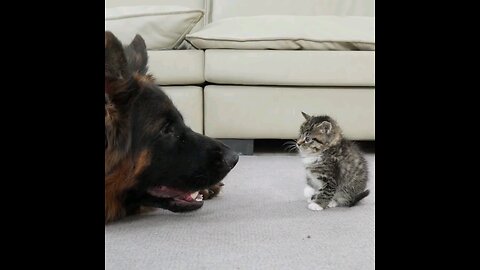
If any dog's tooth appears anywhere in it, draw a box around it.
[195,194,203,201]
[190,191,199,199]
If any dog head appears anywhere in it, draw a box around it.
[105,32,238,222]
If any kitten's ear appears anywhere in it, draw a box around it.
[301,112,311,121]
[316,121,332,134]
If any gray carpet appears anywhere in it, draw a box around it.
[105,154,375,270]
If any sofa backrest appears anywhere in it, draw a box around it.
[106,0,375,28]
[208,0,375,22]
[106,0,205,10]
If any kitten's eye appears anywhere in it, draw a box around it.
[305,136,312,143]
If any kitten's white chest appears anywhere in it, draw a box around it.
[302,155,323,166]
[306,171,326,190]
[303,154,326,191]
[304,185,316,201]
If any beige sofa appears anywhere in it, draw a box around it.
[106,0,375,152]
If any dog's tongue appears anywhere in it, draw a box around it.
[148,186,187,198]
[142,188,204,213]
[188,191,199,201]
[148,187,203,202]
[168,191,204,212]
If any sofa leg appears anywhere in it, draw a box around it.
[219,139,254,155]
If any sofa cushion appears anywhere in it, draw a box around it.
[187,15,374,50]
[161,86,203,134]
[204,85,374,140]
[205,50,374,86]
[105,5,204,50]
[209,0,375,21]
[148,50,204,85]
[106,0,208,36]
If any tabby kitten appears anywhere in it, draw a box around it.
[297,112,370,211]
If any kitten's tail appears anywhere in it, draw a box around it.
[349,189,370,207]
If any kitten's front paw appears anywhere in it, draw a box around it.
[308,202,324,211]
[327,200,338,208]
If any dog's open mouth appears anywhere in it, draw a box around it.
[146,186,204,212]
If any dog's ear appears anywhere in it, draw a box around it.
[125,34,149,75]
[105,31,129,93]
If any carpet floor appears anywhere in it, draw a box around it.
[105,154,375,270]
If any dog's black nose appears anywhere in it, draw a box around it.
[224,150,239,169]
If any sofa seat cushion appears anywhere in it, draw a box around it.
[205,50,374,86]
[187,15,374,50]
[204,85,375,140]
[148,50,205,85]
[161,86,203,134]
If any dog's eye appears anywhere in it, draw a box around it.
[161,122,174,134]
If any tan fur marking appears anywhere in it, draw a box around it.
[133,73,155,85]
[105,150,151,223]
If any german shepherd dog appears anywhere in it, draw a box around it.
[105,31,239,223]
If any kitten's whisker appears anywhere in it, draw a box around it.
[284,144,296,149]
[282,140,296,147]
[283,140,298,152]
[284,144,298,153]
